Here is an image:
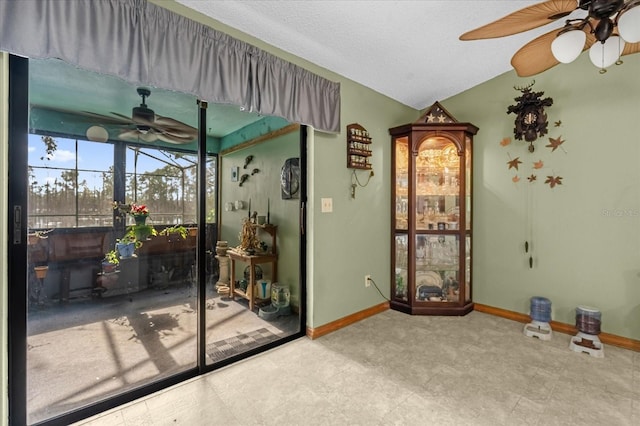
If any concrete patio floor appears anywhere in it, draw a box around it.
[25,284,299,424]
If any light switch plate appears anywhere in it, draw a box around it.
[321,198,333,213]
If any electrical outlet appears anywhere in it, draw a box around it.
[364,274,371,287]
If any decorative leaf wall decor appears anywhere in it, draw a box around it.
[500,98,569,269]
[508,157,522,170]
[546,136,566,153]
[500,116,566,190]
[545,175,563,188]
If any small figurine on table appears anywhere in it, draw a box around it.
[238,218,260,254]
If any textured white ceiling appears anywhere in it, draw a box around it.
[176,0,560,110]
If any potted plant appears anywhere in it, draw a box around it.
[159,224,188,242]
[121,203,156,242]
[185,223,198,238]
[33,265,49,280]
[27,228,54,245]
[115,234,136,258]
[102,250,119,273]
[131,223,157,242]
[130,203,150,225]
[113,201,150,226]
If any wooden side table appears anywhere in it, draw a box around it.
[228,250,278,311]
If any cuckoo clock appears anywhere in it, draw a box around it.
[507,81,553,152]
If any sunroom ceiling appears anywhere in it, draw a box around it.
[28,58,265,142]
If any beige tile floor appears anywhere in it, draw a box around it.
[75,309,640,426]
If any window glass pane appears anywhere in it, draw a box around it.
[415,137,460,231]
[205,157,217,223]
[126,147,197,225]
[395,137,408,230]
[77,170,114,226]
[78,140,113,172]
[415,234,459,302]
[28,135,115,228]
[394,234,408,301]
[28,135,75,168]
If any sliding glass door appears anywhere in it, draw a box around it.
[24,58,204,424]
[8,55,304,425]
[204,124,303,366]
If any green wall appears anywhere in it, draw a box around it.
[219,130,302,307]
[3,2,640,423]
[307,83,416,327]
[442,53,640,340]
[155,1,418,329]
[0,9,416,417]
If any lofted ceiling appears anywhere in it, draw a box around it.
[29,1,599,144]
[176,0,558,110]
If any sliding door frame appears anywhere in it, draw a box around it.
[8,50,30,426]
[7,54,307,426]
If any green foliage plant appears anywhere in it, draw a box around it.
[159,224,187,240]
[124,224,157,247]
[103,249,119,265]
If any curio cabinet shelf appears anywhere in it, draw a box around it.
[389,102,478,315]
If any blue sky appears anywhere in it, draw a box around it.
[28,134,197,192]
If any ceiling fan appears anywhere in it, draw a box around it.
[111,87,198,144]
[33,87,198,144]
[460,0,640,76]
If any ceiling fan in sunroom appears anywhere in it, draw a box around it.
[110,87,197,144]
[34,87,198,144]
[459,0,640,76]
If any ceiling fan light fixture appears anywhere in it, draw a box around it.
[86,125,109,142]
[137,125,151,134]
[551,29,586,63]
[618,4,640,43]
[132,105,155,123]
[589,36,625,71]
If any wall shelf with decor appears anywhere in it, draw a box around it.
[347,123,372,170]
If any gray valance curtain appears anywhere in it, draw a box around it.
[0,0,340,132]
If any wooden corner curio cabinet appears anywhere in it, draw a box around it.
[389,102,478,315]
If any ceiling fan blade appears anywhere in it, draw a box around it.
[460,0,578,40]
[119,129,158,143]
[511,28,561,76]
[153,115,198,139]
[622,41,640,56]
[154,116,197,132]
[111,111,138,123]
[156,128,198,139]
[30,104,133,125]
[512,23,598,76]
[156,132,196,145]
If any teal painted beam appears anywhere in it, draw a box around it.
[220,116,290,151]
